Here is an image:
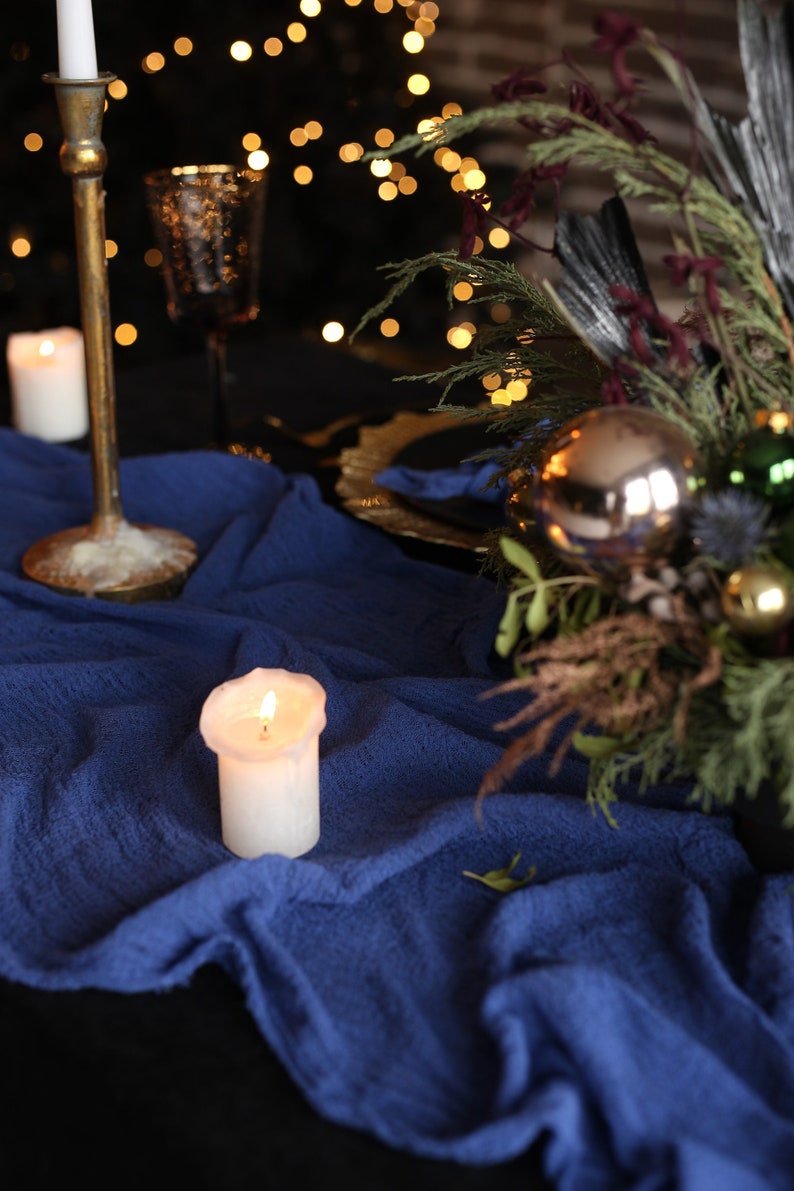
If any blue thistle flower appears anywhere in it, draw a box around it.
[691,488,770,567]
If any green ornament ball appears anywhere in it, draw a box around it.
[725,426,794,510]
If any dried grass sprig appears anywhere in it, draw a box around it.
[478,605,722,806]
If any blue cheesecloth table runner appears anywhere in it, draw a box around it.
[375,457,508,503]
[1,427,794,1191]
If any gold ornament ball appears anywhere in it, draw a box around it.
[532,406,703,576]
[720,565,793,636]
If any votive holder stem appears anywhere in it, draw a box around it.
[46,72,121,529]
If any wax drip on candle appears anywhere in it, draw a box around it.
[259,689,277,737]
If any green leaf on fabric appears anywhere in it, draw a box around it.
[463,852,536,893]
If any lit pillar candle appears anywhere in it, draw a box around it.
[6,327,90,442]
[56,0,98,80]
[200,668,327,860]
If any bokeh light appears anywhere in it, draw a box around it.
[114,323,138,346]
[11,236,31,258]
[322,321,345,342]
[142,52,165,73]
[490,303,512,323]
[447,326,473,349]
[4,0,506,357]
[463,167,486,190]
[488,227,511,249]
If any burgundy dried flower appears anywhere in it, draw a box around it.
[499,164,567,229]
[499,176,537,231]
[593,10,642,99]
[458,191,491,260]
[605,103,655,145]
[492,68,548,103]
[565,81,653,147]
[610,285,692,369]
[600,370,631,405]
[663,252,724,317]
[568,80,611,127]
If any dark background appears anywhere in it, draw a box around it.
[1,0,470,384]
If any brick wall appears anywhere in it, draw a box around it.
[422,1,745,304]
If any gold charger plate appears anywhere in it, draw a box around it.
[335,409,493,552]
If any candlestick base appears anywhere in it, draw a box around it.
[22,518,197,602]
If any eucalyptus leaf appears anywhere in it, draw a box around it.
[526,586,551,636]
[582,585,602,625]
[495,593,523,658]
[500,535,542,581]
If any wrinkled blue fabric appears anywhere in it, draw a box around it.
[375,458,508,503]
[1,427,793,1191]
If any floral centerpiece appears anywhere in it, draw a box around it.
[357,0,794,829]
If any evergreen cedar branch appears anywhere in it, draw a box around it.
[355,2,794,822]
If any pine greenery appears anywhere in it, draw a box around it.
[356,8,794,824]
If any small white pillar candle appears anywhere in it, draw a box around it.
[200,668,327,860]
[56,0,99,80]
[6,327,90,442]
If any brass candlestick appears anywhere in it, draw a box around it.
[21,73,197,602]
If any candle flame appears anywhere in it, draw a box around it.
[259,689,277,729]
[39,339,56,358]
